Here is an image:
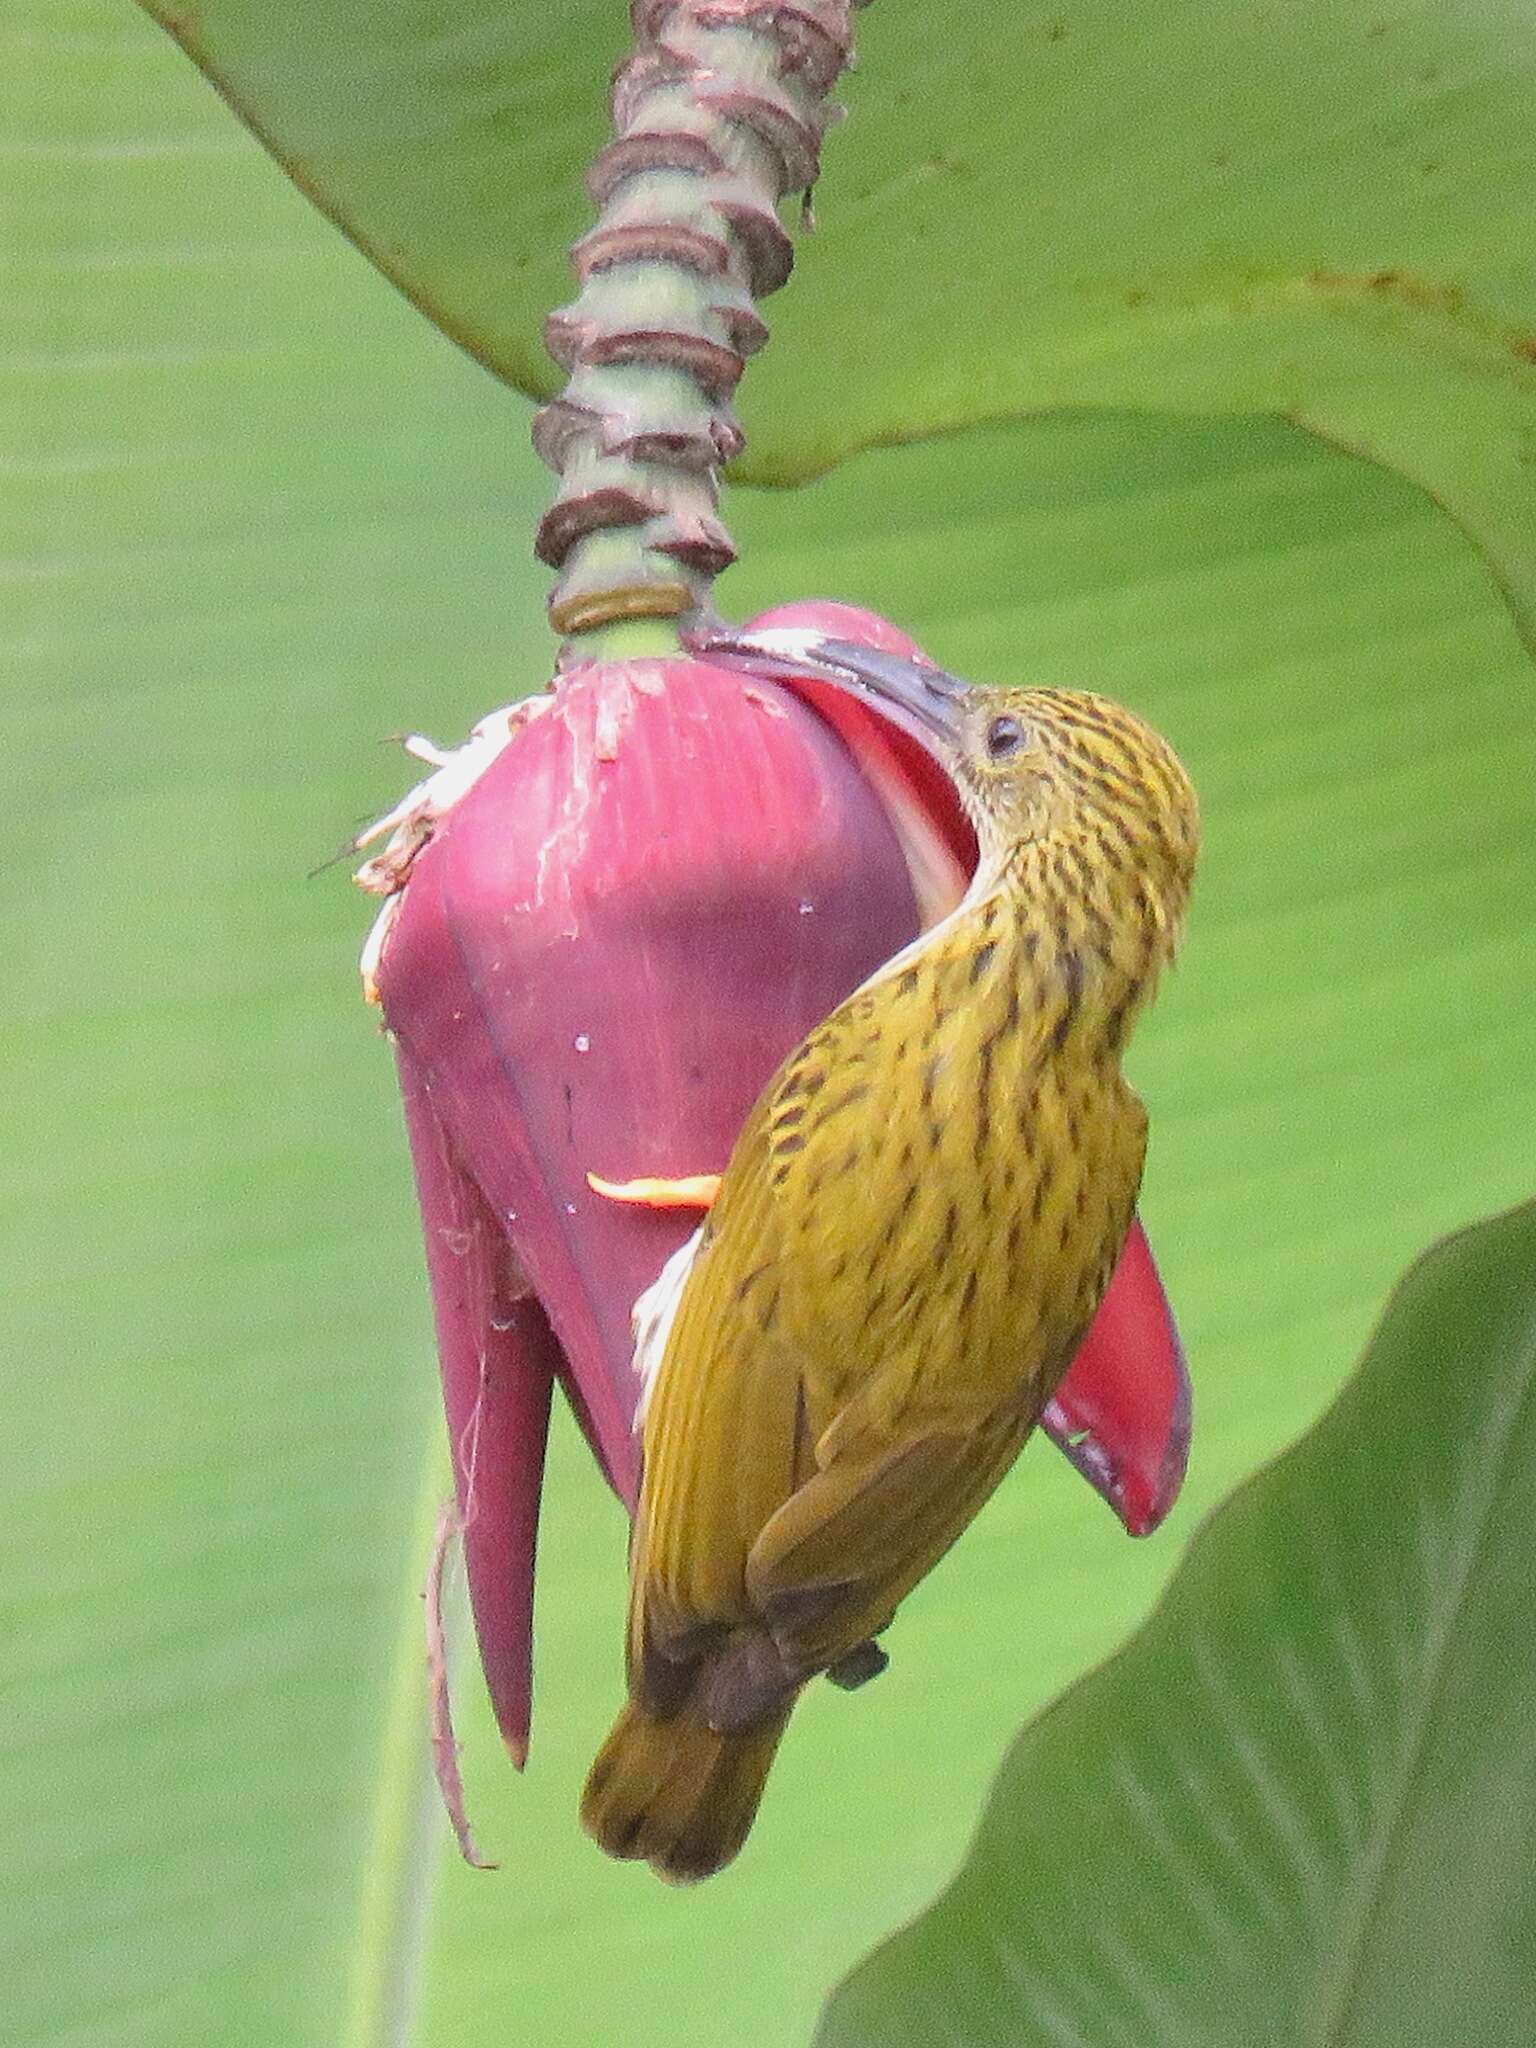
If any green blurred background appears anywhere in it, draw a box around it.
[5,7,1535,2046]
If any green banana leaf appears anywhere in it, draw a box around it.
[819,1197,1536,2048]
[6,6,1534,2048]
[136,0,1536,639]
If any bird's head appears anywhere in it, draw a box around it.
[958,685,1200,940]
[698,630,1200,951]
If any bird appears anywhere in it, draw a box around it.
[581,635,1201,1882]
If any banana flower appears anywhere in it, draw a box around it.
[354,603,1190,1807]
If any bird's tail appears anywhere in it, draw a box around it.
[581,1696,791,1883]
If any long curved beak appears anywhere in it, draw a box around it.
[697,627,969,751]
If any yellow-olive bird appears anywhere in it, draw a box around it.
[582,635,1200,1881]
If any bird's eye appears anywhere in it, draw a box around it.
[985,714,1028,760]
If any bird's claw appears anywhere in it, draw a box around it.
[825,1640,889,1691]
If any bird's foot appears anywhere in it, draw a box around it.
[825,1639,889,1692]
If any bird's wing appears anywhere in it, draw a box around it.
[624,1090,817,1696]
[741,1402,1035,1675]
[627,977,890,1626]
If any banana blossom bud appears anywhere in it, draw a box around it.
[355,604,1190,1789]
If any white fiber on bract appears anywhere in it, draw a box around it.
[353,701,551,873]
[358,891,400,1004]
[353,706,520,854]
[352,700,555,989]
[425,1499,497,1871]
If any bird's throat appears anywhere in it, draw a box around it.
[953,839,1170,1066]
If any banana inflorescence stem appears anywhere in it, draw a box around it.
[536,1,871,656]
